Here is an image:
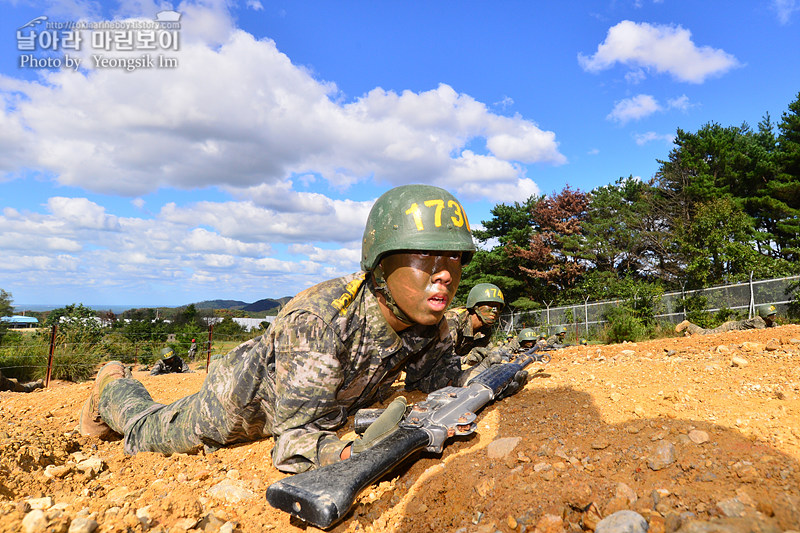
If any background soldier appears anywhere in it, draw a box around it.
[0,369,43,392]
[149,347,192,375]
[495,327,538,359]
[545,326,569,349]
[78,184,527,473]
[188,338,197,359]
[446,282,505,366]
[675,304,778,335]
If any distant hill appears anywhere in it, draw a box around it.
[192,297,294,313]
[192,299,248,310]
[243,297,292,312]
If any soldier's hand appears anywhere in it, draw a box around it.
[351,396,408,455]
[495,370,528,400]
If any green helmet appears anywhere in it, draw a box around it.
[360,184,476,271]
[466,283,505,309]
[554,326,567,335]
[160,347,175,359]
[757,304,777,318]
[518,328,537,342]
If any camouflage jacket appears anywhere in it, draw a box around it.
[707,315,772,333]
[228,272,463,473]
[149,356,190,375]
[545,335,567,349]
[444,307,492,358]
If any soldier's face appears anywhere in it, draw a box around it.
[381,250,462,326]
[475,303,501,325]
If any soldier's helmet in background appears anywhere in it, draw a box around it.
[466,283,505,310]
[757,304,777,318]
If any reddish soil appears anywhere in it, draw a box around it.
[2,325,800,532]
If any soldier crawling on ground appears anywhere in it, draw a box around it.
[0,369,43,392]
[471,327,540,370]
[675,304,778,336]
[149,347,192,376]
[544,325,570,349]
[446,282,505,367]
[77,184,528,474]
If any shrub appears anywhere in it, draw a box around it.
[600,305,650,343]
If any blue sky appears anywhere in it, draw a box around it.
[1,0,799,309]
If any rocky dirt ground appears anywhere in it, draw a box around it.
[2,325,800,533]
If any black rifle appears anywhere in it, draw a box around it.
[265,353,535,529]
[495,343,554,364]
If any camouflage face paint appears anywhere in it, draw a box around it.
[474,303,500,326]
[381,251,462,326]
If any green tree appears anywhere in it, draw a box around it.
[508,186,590,297]
[0,289,12,344]
[42,303,104,346]
[117,308,169,363]
[679,197,764,285]
[38,303,104,382]
[771,91,800,261]
[459,196,544,308]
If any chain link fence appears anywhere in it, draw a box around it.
[500,274,800,338]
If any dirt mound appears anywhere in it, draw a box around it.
[2,326,799,532]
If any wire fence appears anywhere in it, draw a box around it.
[2,274,798,387]
[0,325,261,386]
[499,274,800,339]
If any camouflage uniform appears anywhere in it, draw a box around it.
[685,316,772,335]
[149,355,190,375]
[0,370,43,392]
[98,272,463,473]
[544,334,567,349]
[445,307,492,365]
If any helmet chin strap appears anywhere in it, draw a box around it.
[371,266,415,326]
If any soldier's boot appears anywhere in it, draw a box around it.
[675,320,691,333]
[79,361,130,438]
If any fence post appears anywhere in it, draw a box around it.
[544,301,553,331]
[205,324,214,373]
[584,295,590,337]
[681,282,687,320]
[45,323,57,388]
[748,271,755,318]
[574,305,579,344]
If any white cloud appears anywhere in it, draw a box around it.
[578,20,741,83]
[667,94,692,111]
[0,1,574,304]
[634,131,675,145]
[47,197,120,230]
[1,29,564,198]
[607,94,661,124]
[246,0,264,11]
[624,69,647,84]
[494,96,514,109]
[158,196,370,243]
[773,0,800,24]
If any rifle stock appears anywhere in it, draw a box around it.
[266,427,429,528]
[266,354,534,529]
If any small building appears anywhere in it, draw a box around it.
[0,315,40,328]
